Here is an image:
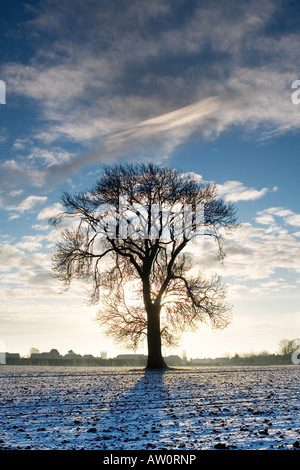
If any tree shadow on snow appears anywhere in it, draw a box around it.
[93,369,171,450]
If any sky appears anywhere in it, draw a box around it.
[0,0,299,360]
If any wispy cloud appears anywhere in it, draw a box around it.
[37,203,63,221]
[9,195,47,213]
[256,207,300,227]
[1,0,300,190]
[216,181,271,203]
[192,220,300,284]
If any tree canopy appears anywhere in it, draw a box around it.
[51,163,238,369]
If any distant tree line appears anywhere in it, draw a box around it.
[277,338,300,356]
[2,338,299,367]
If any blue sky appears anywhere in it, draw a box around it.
[0,0,299,359]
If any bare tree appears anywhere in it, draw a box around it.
[51,163,238,369]
[29,347,40,356]
[278,338,300,356]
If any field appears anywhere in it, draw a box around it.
[0,365,299,450]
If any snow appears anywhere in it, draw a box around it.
[0,365,299,450]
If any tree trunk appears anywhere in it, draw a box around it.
[146,304,168,369]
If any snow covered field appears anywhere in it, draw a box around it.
[0,365,299,450]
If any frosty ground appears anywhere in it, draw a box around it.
[0,365,299,450]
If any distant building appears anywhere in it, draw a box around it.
[115,354,147,366]
[0,352,5,365]
[189,358,214,365]
[100,351,107,360]
[30,352,61,360]
[63,352,82,360]
[164,355,183,366]
[5,353,20,359]
[115,354,184,366]
[214,357,231,364]
[116,354,146,361]
[2,353,20,365]
[82,354,95,360]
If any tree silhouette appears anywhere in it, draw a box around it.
[51,163,238,369]
[278,338,300,356]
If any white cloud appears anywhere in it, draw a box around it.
[249,279,298,296]
[8,214,20,221]
[0,240,84,302]
[255,214,275,225]
[37,202,63,221]
[286,213,300,227]
[225,223,300,279]
[0,190,46,215]
[13,138,33,151]
[15,235,45,253]
[257,207,300,227]
[10,195,47,213]
[1,0,299,189]
[2,159,20,170]
[32,223,51,231]
[0,159,46,189]
[27,147,71,166]
[217,181,269,202]
[189,218,300,285]
[0,240,63,306]
[262,207,293,217]
[8,189,24,197]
